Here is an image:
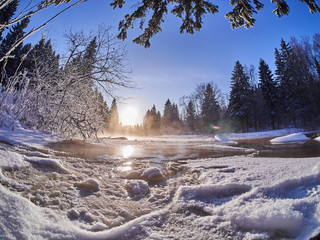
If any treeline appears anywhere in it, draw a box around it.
[0,4,130,139]
[126,34,320,135]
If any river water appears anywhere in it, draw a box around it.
[47,135,320,172]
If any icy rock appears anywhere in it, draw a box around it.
[126,180,149,196]
[74,178,100,192]
[141,167,166,184]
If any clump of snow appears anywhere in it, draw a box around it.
[126,180,150,196]
[141,167,166,184]
[75,178,100,192]
[270,132,310,144]
[315,136,320,142]
[24,156,70,173]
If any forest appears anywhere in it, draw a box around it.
[1,1,320,139]
[135,35,320,135]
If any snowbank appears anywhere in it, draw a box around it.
[270,132,310,144]
[0,149,29,170]
[0,123,60,149]
[225,128,302,140]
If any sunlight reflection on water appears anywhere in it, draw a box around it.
[118,161,132,172]
[122,145,135,158]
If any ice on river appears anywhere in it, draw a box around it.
[1,126,320,239]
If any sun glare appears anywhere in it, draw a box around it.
[119,105,140,126]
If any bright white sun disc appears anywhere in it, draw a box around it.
[120,105,139,126]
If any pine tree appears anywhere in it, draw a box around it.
[229,61,251,132]
[258,59,277,129]
[0,0,18,41]
[163,99,173,127]
[185,100,196,132]
[109,98,119,131]
[0,17,30,85]
[143,105,161,134]
[201,83,220,132]
[25,38,60,88]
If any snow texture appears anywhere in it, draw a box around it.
[1,126,320,239]
[74,178,100,192]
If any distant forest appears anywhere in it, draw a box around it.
[122,34,320,135]
[0,2,320,138]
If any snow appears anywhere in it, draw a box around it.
[74,178,100,192]
[0,123,60,149]
[315,136,320,142]
[225,128,303,140]
[141,167,166,184]
[214,134,237,144]
[24,156,70,174]
[270,132,310,144]
[126,180,150,196]
[1,125,320,239]
[0,149,29,170]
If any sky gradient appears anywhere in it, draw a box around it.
[27,0,320,125]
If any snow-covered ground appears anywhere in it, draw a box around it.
[1,126,320,239]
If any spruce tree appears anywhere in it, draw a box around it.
[0,17,30,85]
[109,98,119,131]
[185,100,196,132]
[163,99,172,127]
[201,83,220,132]
[229,61,251,132]
[258,59,277,129]
[0,0,18,41]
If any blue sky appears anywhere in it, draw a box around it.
[26,0,320,124]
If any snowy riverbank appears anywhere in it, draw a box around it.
[1,126,320,239]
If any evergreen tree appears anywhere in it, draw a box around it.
[258,59,278,129]
[185,100,196,132]
[162,99,173,127]
[0,0,18,41]
[143,105,161,134]
[229,61,251,132]
[109,98,119,131]
[0,17,30,85]
[275,39,309,127]
[162,99,180,132]
[201,83,220,132]
[25,38,60,88]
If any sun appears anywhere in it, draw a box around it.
[119,105,140,126]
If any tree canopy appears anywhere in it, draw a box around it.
[111,0,320,47]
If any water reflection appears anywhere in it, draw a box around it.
[118,161,132,172]
[122,145,135,158]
